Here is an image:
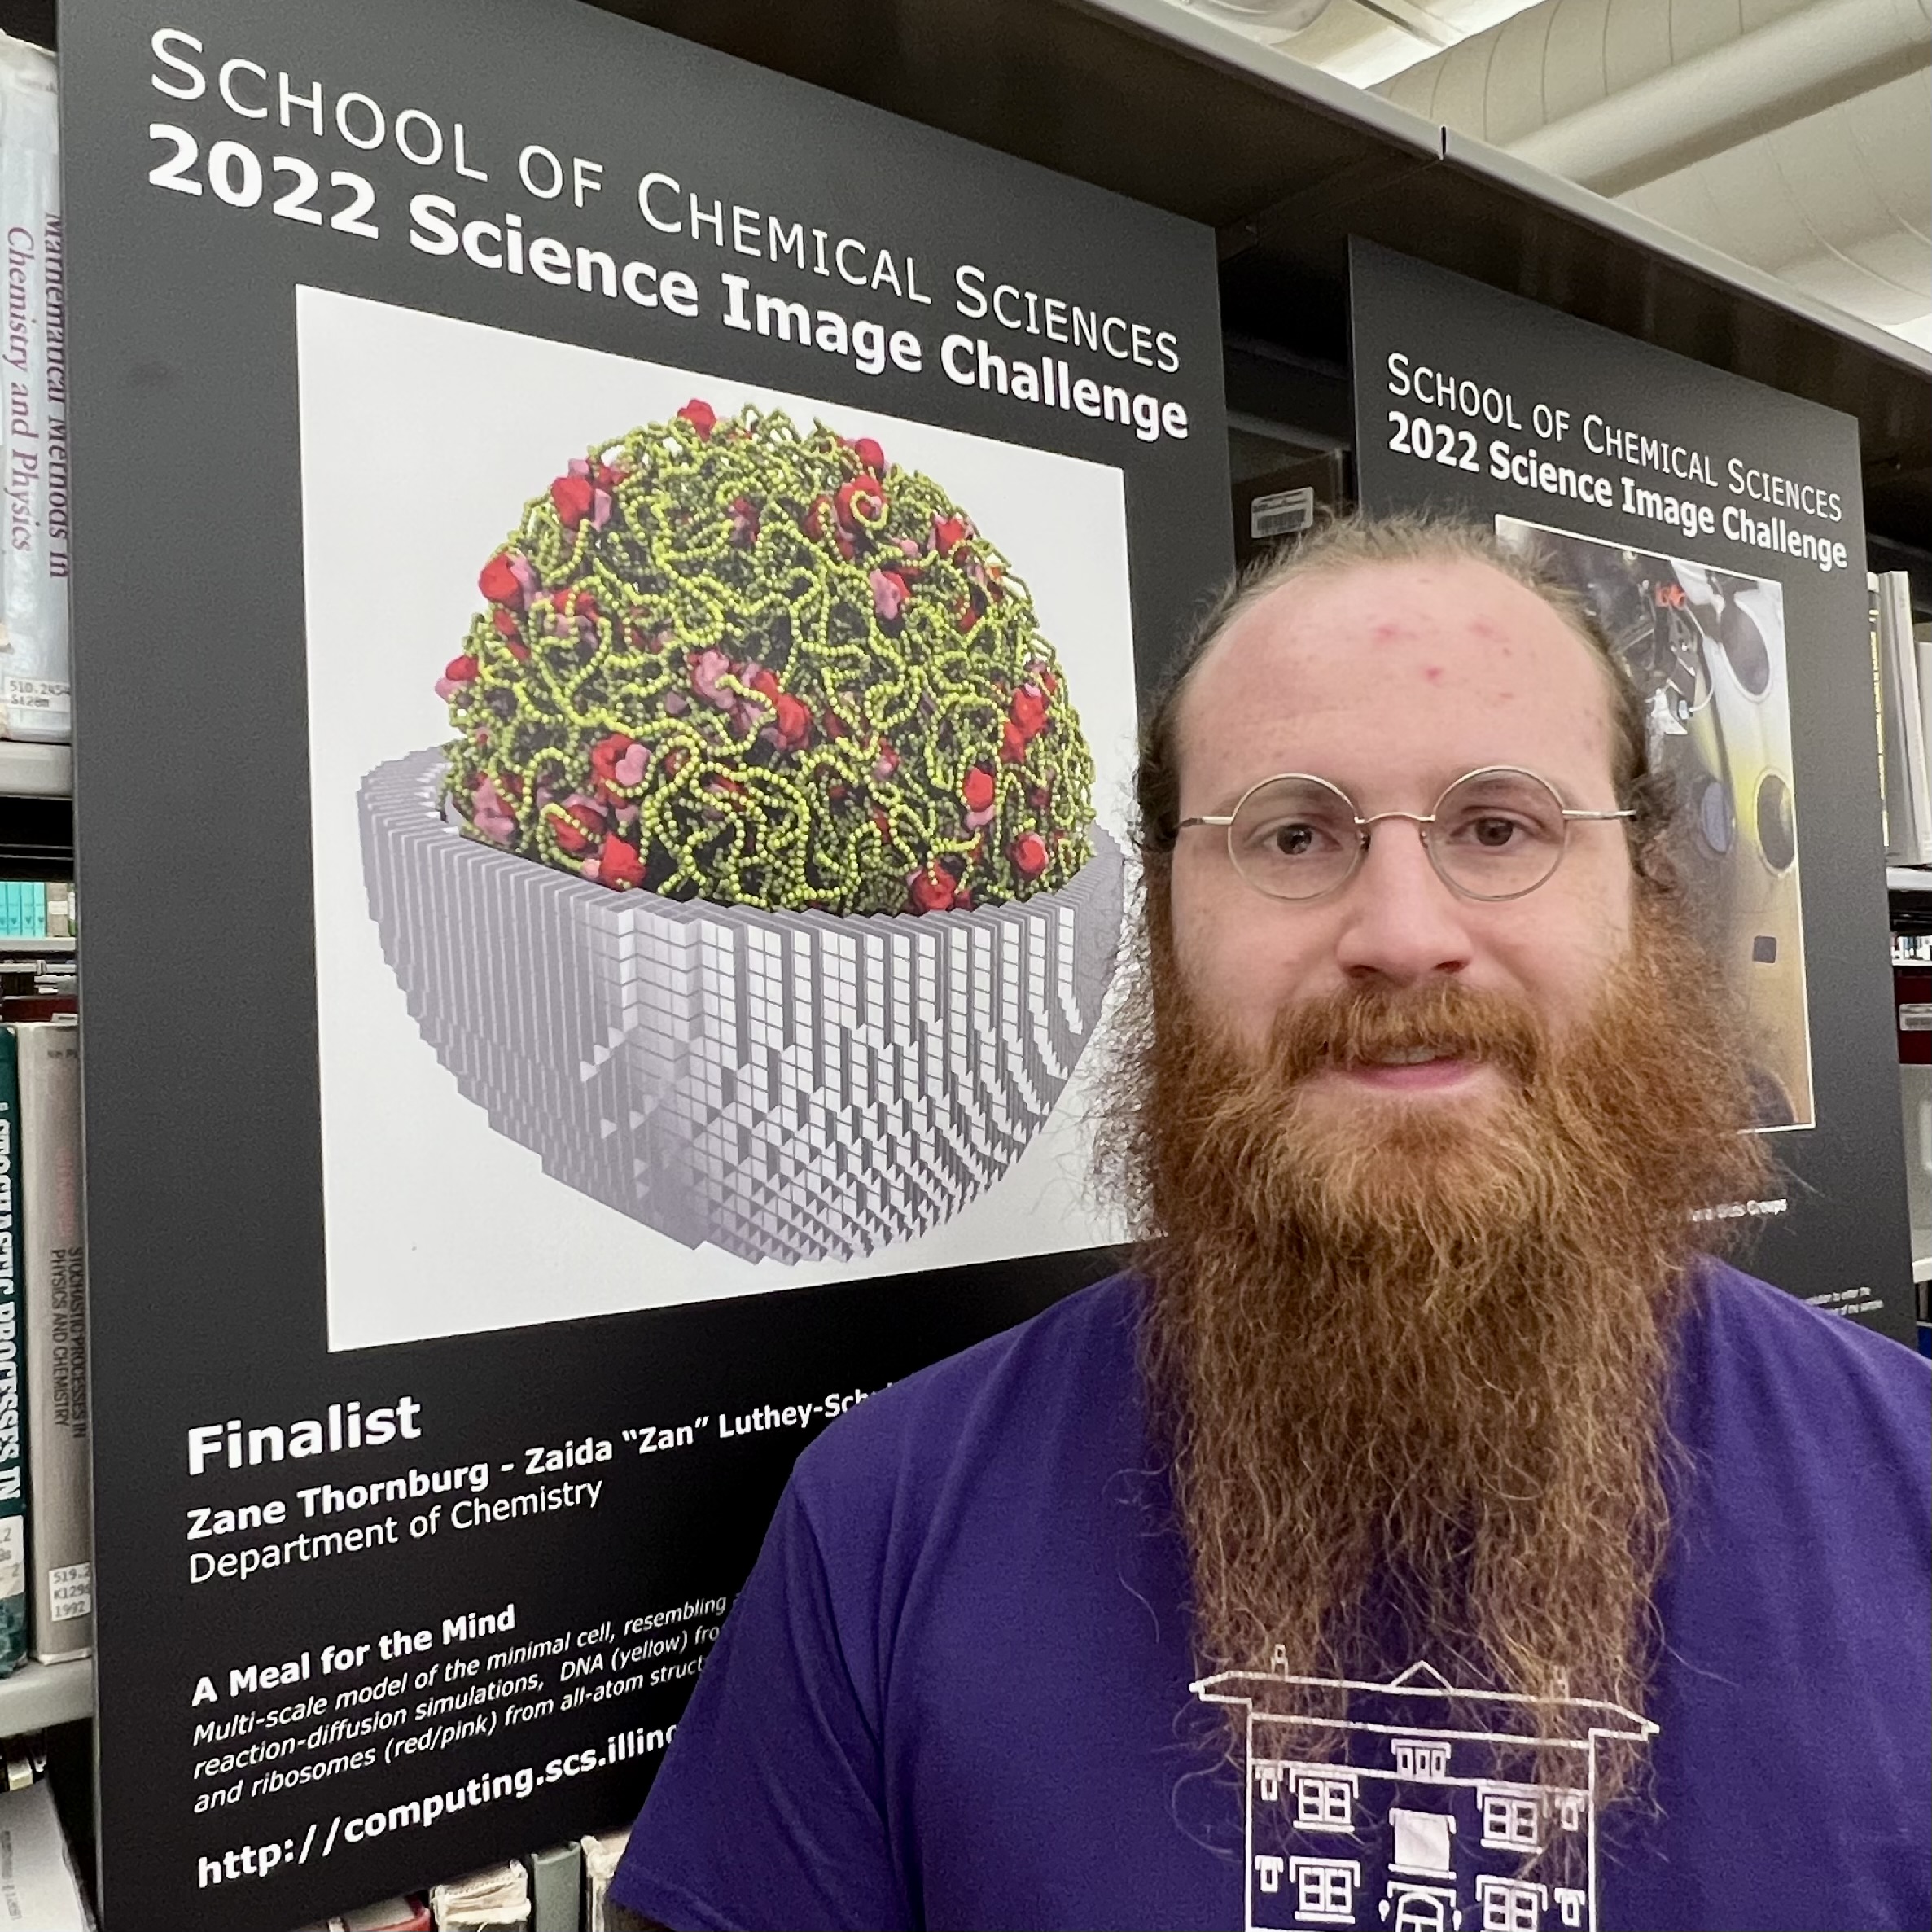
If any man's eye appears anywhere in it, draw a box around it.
[1273,823,1318,856]
[1471,817,1520,848]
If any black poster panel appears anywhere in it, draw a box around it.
[1348,239,1910,1343]
[60,2,1231,1921]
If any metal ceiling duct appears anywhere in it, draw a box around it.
[1622,68,1931,338]
[1178,0,1555,86]
[1378,0,1932,342]
[1194,0,1338,27]
[1514,0,1927,191]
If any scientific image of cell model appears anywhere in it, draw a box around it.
[360,400,1124,1265]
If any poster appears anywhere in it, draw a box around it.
[301,290,1141,1348]
[1351,239,1910,1341]
[60,4,1230,1924]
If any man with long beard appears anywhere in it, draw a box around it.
[611,515,1930,1932]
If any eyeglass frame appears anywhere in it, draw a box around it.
[1175,764,1637,904]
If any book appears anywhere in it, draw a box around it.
[0,883,46,940]
[297,1898,433,1931]
[527,1843,582,1932]
[1873,571,1930,864]
[1870,576,1890,849]
[0,1027,24,1673]
[0,34,68,744]
[580,1828,630,1932]
[1917,629,1932,868]
[430,1861,530,1930]
[342,1899,433,1931]
[0,1777,92,1930]
[13,1019,89,1660]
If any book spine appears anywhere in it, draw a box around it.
[0,1030,25,1673]
[0,36,70,744]
[1871,575,1890,852]
[526,1843,583,1932]
[1879,571,1931,862]
[579,1829,629,1932]
[16,1022,90,1661]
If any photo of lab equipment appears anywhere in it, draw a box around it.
[1498,517,1813,1131]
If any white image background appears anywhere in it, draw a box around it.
[298,287,1139,1352]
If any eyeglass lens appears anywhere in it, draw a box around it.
[1227,769,1572,901]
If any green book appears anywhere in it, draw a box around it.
[0,1030,26,1674]
[527,1845,582,1932]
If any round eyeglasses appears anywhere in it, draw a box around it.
[1176,767,1635,904]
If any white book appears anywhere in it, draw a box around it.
[0,1778,92,1930]
[431,1860,529,1930]
[0,33,68,743]
[1917,636,1932,863]
[580,1827,630,1932]
[13,1020,89,1662]
[1870,576,1890,850]
[1876,572,1931,863]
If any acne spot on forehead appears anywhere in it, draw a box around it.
[1371,621,1409,642]
[1422,665,1443,682]
[1469,618,1500,639]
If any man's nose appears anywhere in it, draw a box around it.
[1330,817,1477,984]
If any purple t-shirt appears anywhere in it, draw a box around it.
[612,1261,1930,1931]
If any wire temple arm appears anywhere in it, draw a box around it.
[1176,807,1635,830]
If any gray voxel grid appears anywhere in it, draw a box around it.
[358,749,1124,1264]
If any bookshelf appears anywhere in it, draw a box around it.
[0,757,85,1779]
[0,742,71,799]
[0,13,84,1876]
[0,1658,94,1738]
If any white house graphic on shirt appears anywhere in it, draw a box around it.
[1194,1658,1657,1932]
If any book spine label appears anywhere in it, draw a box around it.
[17,1023,90,1662]
[0,1029,24,1673]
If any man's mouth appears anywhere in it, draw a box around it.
[1305,1043,1497,1094]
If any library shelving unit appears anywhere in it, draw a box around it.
[0,1657,94,1737]
[0,731,94,1889]
[0,742,70,798]
[0,744,72,885]
[1888,871,1932,1301]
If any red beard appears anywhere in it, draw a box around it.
[1106,892,1772,1803]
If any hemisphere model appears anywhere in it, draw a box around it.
[361,401,1124,1264]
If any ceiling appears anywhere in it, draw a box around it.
[1175,0,1932,353]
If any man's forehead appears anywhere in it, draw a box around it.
[1177,557,1614,769]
